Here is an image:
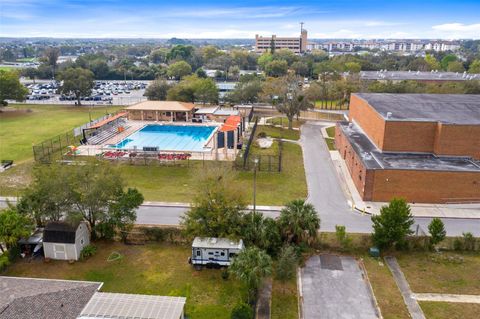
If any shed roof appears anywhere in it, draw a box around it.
[192,237,244,250]
[126,101,195,112]
[44,221,83,244]
[354,93,480,125]
[195,106,219,115]
[0,276,101,319]
[78,292,186,319]
[219,116,241,132]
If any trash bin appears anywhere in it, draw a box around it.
[369,247,380,257]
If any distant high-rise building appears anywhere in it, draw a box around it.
[255,25,308,54]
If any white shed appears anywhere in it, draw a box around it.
[190,237,244,268]
[43,221,90,261]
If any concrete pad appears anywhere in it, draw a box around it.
[301,255,380,319]
[413,293,480,304]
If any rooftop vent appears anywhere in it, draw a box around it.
[210,238,217,244]
[386,112,393,119]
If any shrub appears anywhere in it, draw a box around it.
[428,218,446,247]
[141,227,184,243]
[0,254,11,272]
[453,237,463,251]
[80,245,97,260]
[463,232,476,251]
[257,131,267,138]
[221,268,230,280]
[335,225,352,251]
[231,303,254,319]
[95,223,115,240]
[275,245,297,281]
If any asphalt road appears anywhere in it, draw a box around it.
[301,122,480,236]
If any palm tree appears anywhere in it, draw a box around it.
[278,199,320,245]
[230,246,272,303]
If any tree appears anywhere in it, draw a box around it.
[291,61,309,77]
[0,70,28,105]
[108,188,144,243]
[257,53,273,71]
[193,77,218,104]
[167,61,192,80]
[468,59,480,73]
[425,54,440,70]
[264,60,288,77]
[58,67,94,105]
[441,54,457,70]
[371,198,414,250]
[149,49,168,64]
[195,68,207,78]
[447,61,465,72]
[275,245,297,281]
[144,79,171,100]
[44,47,60,78]
[277,199,320,245]
[230,247,272,302]
[181,166,247,238]
[428,218,446,247]
[226,79,263,104]
[0,207,34,252]
[167,45,194,61]
[242,212,281,255]
[262,75,311,129]
[344,62,361,73]
[23,67,38,84]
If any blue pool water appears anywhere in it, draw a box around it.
[113,125,216,151]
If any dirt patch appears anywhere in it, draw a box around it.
[0,108,35,118]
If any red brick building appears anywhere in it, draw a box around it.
[335,93,480,203]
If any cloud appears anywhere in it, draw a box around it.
[431,23,480,39]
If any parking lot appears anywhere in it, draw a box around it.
[301,254,380,319]
[20,80,149,105]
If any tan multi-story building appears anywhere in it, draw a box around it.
[255,29,307,54]
[335,93,480,204]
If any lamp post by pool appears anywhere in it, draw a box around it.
[253,157,259,214]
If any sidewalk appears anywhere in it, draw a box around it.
[0,196,283,212]
[320,128,480,219]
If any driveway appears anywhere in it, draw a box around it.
[301,254,380,319]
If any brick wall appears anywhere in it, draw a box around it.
[382,121,437,153]
[349,95,386,149]
[371,169,480,203]
[434,124,480,160]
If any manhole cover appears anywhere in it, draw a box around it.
[320,254,343,270]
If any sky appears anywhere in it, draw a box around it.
[1,0,480,39]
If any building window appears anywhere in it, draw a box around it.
[221,252,225,256]
[208,252,213,255]
[166,112,171,116]
[196,250,201,256]
[81,239,84,245]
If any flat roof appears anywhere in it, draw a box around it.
[79,292,186,319]
[339,121,480,172]
[127,101,195,112]
[195,106,219,114]
[354,93,480,125]
[192,237,244,250]
[357,71,479,81]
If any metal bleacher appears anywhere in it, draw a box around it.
[87,119,128,145]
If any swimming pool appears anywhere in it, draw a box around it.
[113,125,216,151]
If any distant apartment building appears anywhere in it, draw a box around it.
[310,40,461,53]
[255,29,308,54]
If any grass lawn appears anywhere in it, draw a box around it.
[120,142,306,205]
[271,278,298,319]
[324,138,335,150]
[396,252,480,295]
[256,125,300,141]
[0,104,123,162]
[325,126,336,138]
[363,256,410,319]
[4,241,246,319]
[0,66,17,71]
[419,301,480,319]
[266,117,305,129]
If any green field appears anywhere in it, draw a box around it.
[266,117,305,129]
[256,125,300,141]
[5,241,246,319]
[0,104,123,162]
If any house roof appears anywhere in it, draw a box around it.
[354,93,480,125]
[192,237,244,250]
[43,221,83,244]
[126,101,195,112]
[78,292,186,319]
[0,276,101,319]
[219,116,241,132]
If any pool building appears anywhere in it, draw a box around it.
[77,101,247,161]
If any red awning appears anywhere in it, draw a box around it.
[88,112,128,129]
[219,116,241,132]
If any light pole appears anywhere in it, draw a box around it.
[253,157,259,214]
